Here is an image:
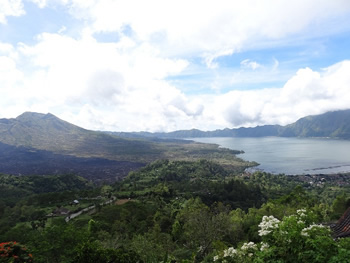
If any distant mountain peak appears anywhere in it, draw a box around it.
[16,111,49,119]
[14,112,83,130]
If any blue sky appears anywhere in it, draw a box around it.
[1,0,350,132]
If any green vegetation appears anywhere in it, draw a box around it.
[2,112,350,262]
[1,160,350,262]
[213,210,350,262]
[281,109,350,138]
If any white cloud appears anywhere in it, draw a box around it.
[0,0,25,24]
[1,0,350,132]
[29,0,47,8]
[240,59,261,70]
[209,60,350,129]
[0,55,23,86]
[46,0,350,65]
[1,29,350,131]
[1,32,196,131]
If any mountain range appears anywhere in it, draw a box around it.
[117,109,350,139]
[0,112,253,181]
[0,112,156,182]
[0,109,349,181]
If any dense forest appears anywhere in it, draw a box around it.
[1,160,350,262]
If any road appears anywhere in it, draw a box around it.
[65,197,116,222]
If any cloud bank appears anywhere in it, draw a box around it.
[0,0,350,131]
[0,0,25,24]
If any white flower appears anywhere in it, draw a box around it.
[213,255,219,261]
[301,224,328,237]
[241,242,257,251]
[258,229,271,236]
[260,242,269,251]
[301,231,309,237]
[296,209,308,219]
[297,209,307,215]
[223,247,237,257]
[258,215,280,236]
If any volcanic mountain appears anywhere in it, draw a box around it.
[0,112,252,182]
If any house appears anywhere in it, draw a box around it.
[331,207,350,238]
[69,199,79,206]
[48,207,71,217]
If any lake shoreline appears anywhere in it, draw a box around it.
[189,137,350,176]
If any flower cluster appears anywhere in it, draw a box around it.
[260,242,269,251]
[213,209,339,263]
[258,215,280,236]
[295,208,309,224]
[223,247,237,257]
[213,255,220,261]
[301,224,328,237]
[0,241,33,262]
[213,242,257,262]
[296,209,307,218]
[240,242,257,258]
[240,242,257,251]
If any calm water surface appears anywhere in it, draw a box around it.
[189,137,350,175]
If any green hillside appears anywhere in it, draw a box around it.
[0,173,92,202]
[281,109,350,138]
[1,160,350,262]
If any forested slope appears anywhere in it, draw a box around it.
[1,160,350,262]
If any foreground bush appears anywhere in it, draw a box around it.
[0,241,33,263]
[213,209,350,263]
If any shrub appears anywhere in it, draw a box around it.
[0,241,33,263]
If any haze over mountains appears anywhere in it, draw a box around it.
[0,112,153,182]
[0,112,251,181]
[0,112,161,160]
[120,109,350,140]
[0,109,349,181]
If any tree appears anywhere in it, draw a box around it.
[173,198,232,261]
[331,193,349,219]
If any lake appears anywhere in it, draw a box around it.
[189,137,350,175]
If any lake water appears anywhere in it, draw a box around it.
[189,137,350,175]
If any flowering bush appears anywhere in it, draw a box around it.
[258,215,280,236]
[0,241,33,263]
[213,242,257,262]
[212,209,350,263]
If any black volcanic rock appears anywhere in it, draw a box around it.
[0,141,144,183]
[0,112,159,181]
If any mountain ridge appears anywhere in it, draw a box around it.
[116,109,350,139]
[0,112,161,161]
[0,112,255,181]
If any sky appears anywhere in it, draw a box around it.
[1,0,350,132]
